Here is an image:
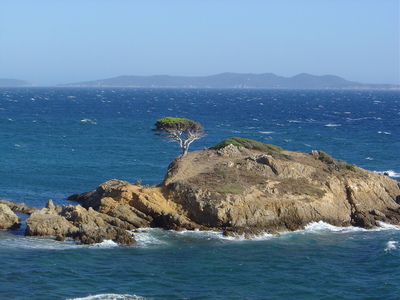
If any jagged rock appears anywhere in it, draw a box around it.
[25,200,137,245]
[25,201,79,236]
[69,145,400,235]
[20,143,400,243]
[70,179,200,230]
[78,225,136,246]
[0,200,38,214]
[0,204,20,229]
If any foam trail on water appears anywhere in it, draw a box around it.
[67,294,149,300]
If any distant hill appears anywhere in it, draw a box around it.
[0,78,35,87]
[59,73,399,89]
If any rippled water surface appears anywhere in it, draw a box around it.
[0,88,399,299]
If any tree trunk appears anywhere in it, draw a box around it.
[181,146,188,158]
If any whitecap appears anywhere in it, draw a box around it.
[325,123,341,127]
[375,170,400,178]
[88,239,119,248]
[377,131,391,135]
[384,241,398,252]
[67,293,148,300]
[365,157,374,160]
[375,222,400,230]
[220,231,273,242]
[131,229,167,247]
[303,221,364,233]
[80,118,97,124]
[259,131,275,134]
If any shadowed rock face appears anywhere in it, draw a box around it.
[4,144,400,244]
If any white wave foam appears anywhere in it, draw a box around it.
[384,241,398,252]
[375,170,400,178]
[303,221,365,233]
[131,229,168,247]
[325,123,341,127]
[80,118,97,124]
[378,131,391,135]
[221,231,274,242]
[88,239,119,248]
[67,293,148,300]
[375,222,400,230]
[259,131,275,134]
[0,235,80,250]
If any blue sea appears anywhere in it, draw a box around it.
[0,88,399,299]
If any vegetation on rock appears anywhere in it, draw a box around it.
[210,137,283,152]
[153,117,205,157]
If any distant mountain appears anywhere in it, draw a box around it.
[59,73,399,89]
[0,78,35,87]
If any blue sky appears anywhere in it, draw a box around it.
[0,0,399,86]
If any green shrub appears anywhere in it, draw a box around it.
[217,185,244,194]
[304,186,326,198]
[210,137,282,152]
[317,151,335,164]
[317,150,356,172]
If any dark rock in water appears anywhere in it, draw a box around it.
[78,225,136,246]
[223,227,269,239]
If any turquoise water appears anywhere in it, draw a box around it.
[0,88,399,299]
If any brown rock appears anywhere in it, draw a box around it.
[0,200,38,214]
[25,203,79,236]
[0,204,20,229]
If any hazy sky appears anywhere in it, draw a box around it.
[1,0,399,86]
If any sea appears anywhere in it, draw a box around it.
[0,87,399,299]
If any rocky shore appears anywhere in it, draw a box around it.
[1,139,400,245]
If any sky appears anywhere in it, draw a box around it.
[0,0,399,86]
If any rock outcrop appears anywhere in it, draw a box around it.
[0,200,38,214]
[0,204,20,229]
[19,140,400,243]
[25,200,136,245]
[65,142,400,239]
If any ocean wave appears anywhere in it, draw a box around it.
[131,229,168,248]
[384,241,398,252]
[80,118,97,124]
[67,294,149,300]
[88,239,119,248]
[0,235,80,250]
[375,170,400,178]
[324,123,341,127]
[375,222,400,230]
[377,131,391,135]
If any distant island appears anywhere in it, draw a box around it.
[59,73,399,89]
[0,78,35,87]
[1,73,399,89]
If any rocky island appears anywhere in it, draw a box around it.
[1,138,400,245]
